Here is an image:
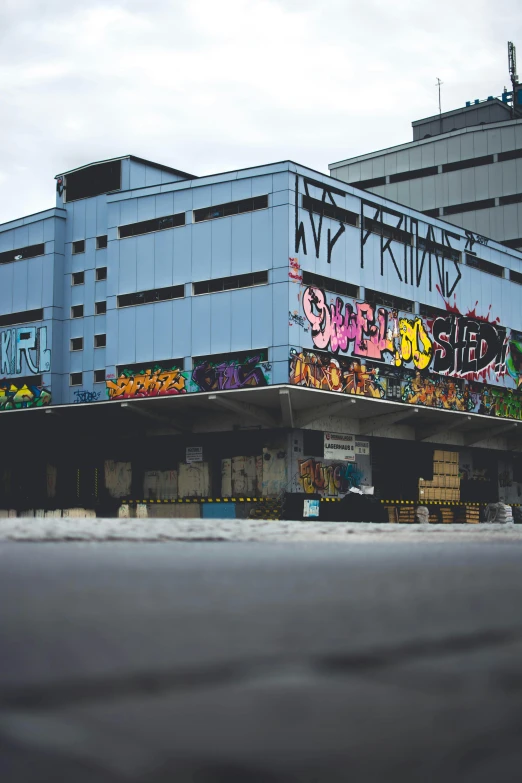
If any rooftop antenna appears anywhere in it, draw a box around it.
[435,77,443,133]
[508,41,518,118]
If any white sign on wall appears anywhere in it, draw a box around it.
[324,432,355,462]
[355,440,370,456]
[186,446,203,464]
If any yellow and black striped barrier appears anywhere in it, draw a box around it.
[380,500,485,506]
[126,497,280,504]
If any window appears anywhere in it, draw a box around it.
[65,160,121,202]
[365,287,413,312]
[94,334,106,348]
[301,195,358,227]
[349,176,386,190]
[418,238,461,264]
[72,240,85,254]
[501,238,522,250]
[193,271,267,295]
[363,216,413,246]
[96,235,108,249]
[71,304,84,318]
[72,271,85,286]
[70,372,83,386]
[119,213,185,239]
[117,284,184,308]
[389,165,438,184]
[498,149,522,163]
[194,195,268,223]
[465,254,504,278]
[509,269,522,285]
[442,155,494,173]
[193,348,268,367]
[422,208,441,218]
[0,308,43,327]
[94,369,106,383]
[95,301,107,315]
[96,267,107,281]
[302,271,358,299]
[499,193,522,206]
[0,243,45,266]
[443,198,495,216]
[70,337,83,351]
[419,303,450,319]
[116,358,184,375]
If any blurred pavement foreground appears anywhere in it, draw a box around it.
[1,529,522,782]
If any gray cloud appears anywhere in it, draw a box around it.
[0,0,520,223]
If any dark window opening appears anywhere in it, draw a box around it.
[443,198,495,216]
[193,348,268,367]
[364,216,412,246]
[65,160,121,203]
[119,212,185,239]
[116,358,184,375]
[498,148,522,163]
[419,302,450,319]
[509,269,522,285]
[442,155,494,173]
[94,369,106,383]
[193,271,267,296]
[465,254,504,278]
[365,287,413,312]
[389,165,438,184]
[70,337,83,351]
[71,305,84,319]
[422,208,440,218]
[302,271,358,299]
[499,193,522,206]
[72,240,85,254]
[94,334,106,348]
[96,267,107,281]
[117,284,184,308]
[418,238,461,264]
[3,373,42,387]
[70,372,83,386]
[96,235,108,249]
[72,271,85,285]
[95,301,107,315]
[301,195,358,227]
[0,243,45,266]
[194,195,268,223]
[0,308,43,328]
[348,176,386,190]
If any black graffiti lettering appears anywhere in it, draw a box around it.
[295,174,307,255]
[327,223,345,264]
[433,316,506,376]
[432,317,455,373]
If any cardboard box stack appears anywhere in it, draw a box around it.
[418,450,460,502]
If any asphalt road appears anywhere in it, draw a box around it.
[1,538,522,782]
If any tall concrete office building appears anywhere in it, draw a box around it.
[329,55,522,253]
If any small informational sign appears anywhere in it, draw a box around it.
[303,499,320,518]
[186,446,203,464]
[355,440,370,456]
[324,432,355,462]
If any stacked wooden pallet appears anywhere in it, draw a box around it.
[398,506,416,524]
[455,506,481,524]
[384,505,398,523]
[440,506,455,524]
[419,450,460,502]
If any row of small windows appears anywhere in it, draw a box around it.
[72,236,107,254]
[71,370,106,386]
[72,303,107,318]
[70,335,106,351]
[72,267,107,285]
[0,243,45,266]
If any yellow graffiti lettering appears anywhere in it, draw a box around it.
[396,317,433,370]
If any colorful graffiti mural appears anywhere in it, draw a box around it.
[299,458,363,496]
[301,286,512,386]
[0,381,51,409]
[191,355,270,392]
[106,366,187,400]
[0,326,51,375]
[289,349,522,422]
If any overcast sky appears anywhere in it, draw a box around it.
[0,0,520,223]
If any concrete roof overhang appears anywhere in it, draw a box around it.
[2,385,520,450]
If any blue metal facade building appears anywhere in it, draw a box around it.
[2,155,522,511]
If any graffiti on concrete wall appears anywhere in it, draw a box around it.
[191,354,270,392]
[0,380,51,409]
[299,458,363,496]
[301,286,511,386]
[106,365,187,400]
[0,326,51,375]
[290,349,386,397]
[73,389,101,404]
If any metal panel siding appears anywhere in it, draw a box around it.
[211,182,232,205]
[0,263,14,312]
[271,204,290,269]
[230,288,252,351]
[13,225,29,248]
[273,281,289,347]
[118,237,137,294]
[173,189,192,213]
[173,226,192,284]
[72,200,86,240]
[192,185,212,211]
[83,318,95,370]
[191,222,212,281]
[170,298,191,358]
[251,208,272,271]
[26,257,44,309]
[120,198,138,227]
[84,270,95,317]
[28,221,44,245]
[155,192,174,218]
[129,162,147,190]
[231,213,252,274]
[211,217,232,278]
[85,198,97,239]
[154,230,174,288]
[210,292,232,354]
[231,178,252,201]
[105,306,118,366]
[251,284,272,349]
[134,304,154,362]
[118,307,136,365]
[11,260,28,312]
[191,293,211,356]
[137,195,156,222]
[136,234,155,292]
